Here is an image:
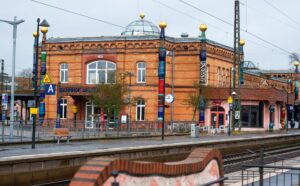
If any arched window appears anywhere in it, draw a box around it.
[87,60,116,84]
[136,99,145,121]
[137,62,146,83]
[60,63,68,83]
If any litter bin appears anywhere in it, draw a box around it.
[191,124,199,138]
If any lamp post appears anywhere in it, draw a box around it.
[32,18,50,149]
[125,71,133,135]
[293,60,300,129]
[0,16,24,139]
[158,21,167,140]
[166,50,175,131]
[199,24,207,127]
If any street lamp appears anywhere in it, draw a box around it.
[32,18,50,149]
[124,71,133,135]
[199,24,207,127]
[158,21,167,140]
[166,50,175,131]
[0,16,25,139]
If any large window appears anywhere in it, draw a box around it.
[87,60,116,84]
[59,98,67,119]
[60,63,68,83]
[137,62,146,83]
[136,99,145,121]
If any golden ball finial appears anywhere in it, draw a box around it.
[240,39,245,46]
[41,26,48,34]
[199,24,207,32]
[293,60,300,67]
[140,13,145,20]
[33,31,38,37]
[159,21,167,29]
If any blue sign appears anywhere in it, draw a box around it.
[45,84,56,95]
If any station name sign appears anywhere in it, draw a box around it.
[59,86,95,96]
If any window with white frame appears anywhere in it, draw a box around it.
[60,63,68,83]
[59,98,67,119]
[137,62,146,83]
[87,60,116,84]
[136,99,145,121]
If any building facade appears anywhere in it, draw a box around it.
[41,16,293,130]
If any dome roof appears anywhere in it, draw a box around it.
[243,61,258,69]
[121,14,160,36]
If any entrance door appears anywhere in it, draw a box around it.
[211,106,225,128]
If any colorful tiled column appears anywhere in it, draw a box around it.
[158,21,167,140]
[199,24,207,126]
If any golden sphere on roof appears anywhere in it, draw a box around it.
[293,60,300,67]
[159,21,167,29]
[199,24,207,32]
[240,39,246,46]
[41,26,48,34]
[33,31,38,37]
[140,13,145,20]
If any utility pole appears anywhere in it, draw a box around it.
[233,0,241,131]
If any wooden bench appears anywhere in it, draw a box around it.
[53,128,72,144]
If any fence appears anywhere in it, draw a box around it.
[241,147,300,186]
[0,120,194,143]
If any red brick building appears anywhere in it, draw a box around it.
[42,16,293,130]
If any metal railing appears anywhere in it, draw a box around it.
[0,120,194,143]
[241,146,300,186]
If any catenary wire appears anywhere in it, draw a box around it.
[178,0,292,55]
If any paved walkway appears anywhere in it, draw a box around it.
[1,130,300,160]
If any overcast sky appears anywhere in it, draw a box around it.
[0,0,299,76]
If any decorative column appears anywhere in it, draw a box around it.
[157,21,167,140]
[39,26,49,126]
[237,39,245,130]
[199,24,207,126]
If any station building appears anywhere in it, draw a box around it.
[41,15,294,130]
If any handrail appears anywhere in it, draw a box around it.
[200,177,228,186]
[242,164,300,170]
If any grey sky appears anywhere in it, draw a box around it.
[0,0,299,76]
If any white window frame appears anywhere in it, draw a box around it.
[60,63,68,83]
[86,60,116,84]
[60,98,67,119]
[136,100,145,121]
[137,62,146,83]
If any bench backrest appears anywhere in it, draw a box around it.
[53,128,70,136]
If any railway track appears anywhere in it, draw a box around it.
[223,143,300,173]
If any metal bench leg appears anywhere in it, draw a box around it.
[67,137,70,144]
[57,137,60,144]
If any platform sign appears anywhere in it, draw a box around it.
[42,73,52,83]
[45,84,56,95]
[1,93,8,110]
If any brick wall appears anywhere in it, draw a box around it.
[70,148,224,186]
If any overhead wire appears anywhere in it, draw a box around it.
[31,0,126,29]
[264,0,300,28]
[32,0,292,57]
[239,0,300,32]
[152,0,287,56]
[178,0,292,55]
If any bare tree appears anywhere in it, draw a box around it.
[17,68,33,90]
